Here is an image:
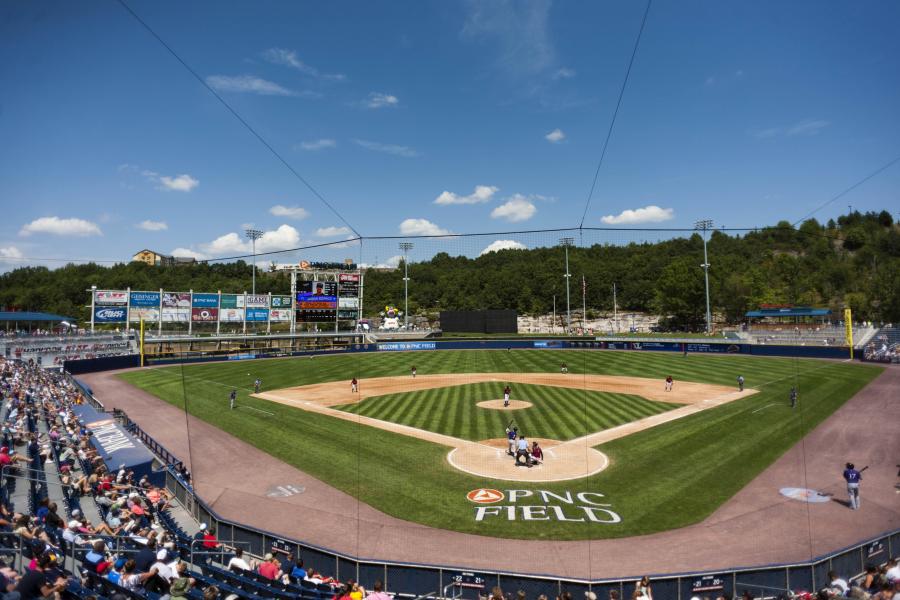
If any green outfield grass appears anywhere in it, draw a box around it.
[337,382,679,442]
[119,350,882,540]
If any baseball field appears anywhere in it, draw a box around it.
[118,349,882,540]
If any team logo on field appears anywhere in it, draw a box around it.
[467,489,504,504]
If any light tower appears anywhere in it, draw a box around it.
[559,237,574,333]
[694,219,713,334]
[245,228,263,295]
[399,242,413,330]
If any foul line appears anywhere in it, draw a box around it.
[237,405,275,416]
[751,403,781,414]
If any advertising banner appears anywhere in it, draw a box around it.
[269,309,292,322]
[191,307,219,322]
[338,297,359,309]
[378,341,437,352]
[129,307,160,322]
[219,308,244,322]
[161,292,191,308]
[93,306,127,322]
[161,308,190,322]
[338,273,360,297]
[270,295,292,308]
[220,294,245,309]
[338,310,359,319]
[245,294,269,308]
[192,293,219,308]
[129,291,160,307]
[95,290,128,305]
[246,308,269,322]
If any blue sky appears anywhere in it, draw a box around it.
[1,0,898,268]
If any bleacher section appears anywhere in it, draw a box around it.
[742,325,874,347]
[0,333,136,368]
[863,327,900,363]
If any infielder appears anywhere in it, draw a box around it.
[737,375,745,392]
[503,385,511,407]
[254,378,261,393]
[665,375,673,392]
[229,389,236,410]
[351,378,358,393]
[560,363,568,374]
[411,365,417,378]
[843,462,862,509]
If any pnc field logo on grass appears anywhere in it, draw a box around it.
[467,489,505,504]
[467,489,622,524]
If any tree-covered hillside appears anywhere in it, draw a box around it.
[1,211,897,327]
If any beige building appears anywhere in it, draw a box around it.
[131,249,196,266]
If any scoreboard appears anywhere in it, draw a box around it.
[295,273,362,326]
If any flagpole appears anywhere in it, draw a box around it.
[582,275,587,334]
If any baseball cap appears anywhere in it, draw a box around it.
[68,520,81,528]
[264,553,274,561]
[157,549,168,560]
[199,523,208,530]
[585,593,597,600]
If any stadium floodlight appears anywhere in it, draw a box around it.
[399,242,414,330]
[694,219,714,334]
[245,229,263,295]
[559,237,574,333]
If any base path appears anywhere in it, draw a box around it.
[80,364,899,580]
[256,373,751,482]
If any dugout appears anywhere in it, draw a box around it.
[440,309,517,334]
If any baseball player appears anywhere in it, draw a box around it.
[411,365,417,378]
[505,425,518,456]
[560,363,568,374]
[229,389,236,410]
[665,375,673,392]
[790,387,798,408]
[351,378,358,393]
[254,378,261,393]
[843,462,862,509]
[737,375,745,392]
[503,385,511,407]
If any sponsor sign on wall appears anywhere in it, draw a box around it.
[129,307,159,322]
[95,290,128,305]
[192,293,219,308]
[245,294,269,308]
[129,291,160,307]
[270,295,292,308]
[246,308,269,322]
[220,294,244,309]
[161,292,191,308]
[191,307,218,322]
[269,309,292,322]
[466,489,621,523]
[338,273,360,297]
[161,308,190,322]
[377,341,437,352]
[219,308,244,322]
[338,297,359,309]
[93,306,127,322]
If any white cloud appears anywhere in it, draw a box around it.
[600,205,674,225]
[158,174,199,192]
[205,75,297,97]
[553,67,576,80]
[269,205,310,220]
[752,128,781,139]
[298,139,336,151]
[170,247,208,260]
[480,240,527,255]
[256,224,301,252]
[359,255,403,269]
[434,185,498,205]
[136,220,168,231]
[203,232,248,255]
[315,226,351,237]
[545,128,565,143]
[0,246,25,264]
[787,119,830,136]
[363,92,399,109]
[262,48,346,81]
[461,0,555,75]
[490,195,537,222]
[353,139,419,158]
[20,217,102,237]
[399,218,450,236]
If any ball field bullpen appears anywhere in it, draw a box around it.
[118,349,882,540]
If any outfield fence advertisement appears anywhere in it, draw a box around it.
[90,279,360,329]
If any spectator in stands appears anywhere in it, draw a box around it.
[227,548,251,572]
[169,562,195,599]
[258,553,281,580]
[133,539,157,572]
[335,583,354,600]
[203,585,220,600]
[827,570,849,596]
[366,580,391,600]
[290,558,306,581]
[279,551,295,576]
[150,549,174,583]
[119,559,159,593]
[14,552,68,599]
[635,576,653,600]
[887,558,900,584]
[83,540,107,572]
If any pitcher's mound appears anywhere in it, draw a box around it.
[448,441,608,482]
[477,399,533,410]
